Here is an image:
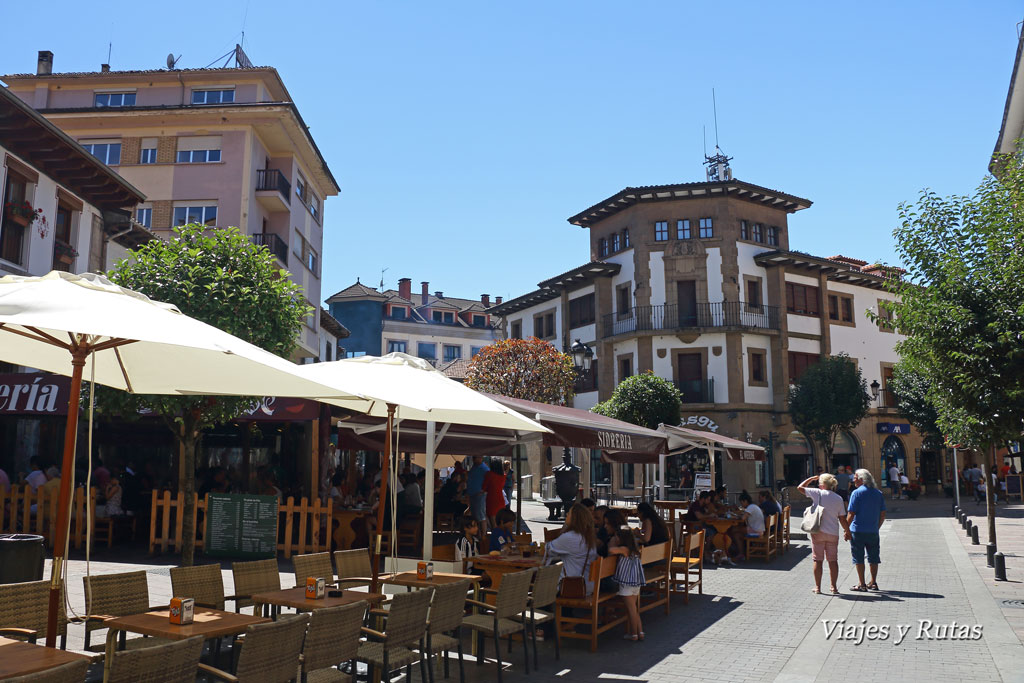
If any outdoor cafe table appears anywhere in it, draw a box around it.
[0,636,91,679]
[332,507,372,550]
[465,553,543,591]
[704,516,744,552]
[251,587,386,619]
[654,500,690,524]
[383,571,482,591]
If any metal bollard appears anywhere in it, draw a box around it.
[971,525,979,545]
[987,543,997,568]
[959,511,966,528]
[953,504,958,518]
[994,552,1007,581]
[966,520,972,538]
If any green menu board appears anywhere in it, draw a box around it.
[204,493,279,559]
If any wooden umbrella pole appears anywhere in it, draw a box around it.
[371,404,396,592]
[46,347,88,648]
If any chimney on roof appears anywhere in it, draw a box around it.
[101,63,110,73]
[398,278,411,301]
[495,296,503,305]
[435,291,443,299]
[481,294,490,306]
[37,51,53,76]
[421,282,429,306]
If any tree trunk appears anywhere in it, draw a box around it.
[179,414,200,567]
[986,442,997,548]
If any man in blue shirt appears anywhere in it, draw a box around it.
[465,455,490,530]
[846,468,886,592]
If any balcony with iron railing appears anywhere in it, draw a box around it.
[603,301,780,338]
[251,232,288,265]
[255,169,291,212]
[674,377,715,404]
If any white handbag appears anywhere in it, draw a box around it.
[800,503,824,533]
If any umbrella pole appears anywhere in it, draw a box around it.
[516,444,523,533]
[47,347,88,648]
[371,404,396,592]
[423,421,435,561]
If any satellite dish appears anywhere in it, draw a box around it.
[166,53,180,70]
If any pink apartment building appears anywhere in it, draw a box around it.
[2,50,340,359]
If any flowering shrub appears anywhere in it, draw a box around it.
[465,337,577,405]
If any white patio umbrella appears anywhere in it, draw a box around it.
[292,354,547,580]
[0,271,369,647]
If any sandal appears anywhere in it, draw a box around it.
[830,587,840,595]
[638,632,645,641]
[867,582,879,591]
[849,584,868,592]
[812,587,821,594]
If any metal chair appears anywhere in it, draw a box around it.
[83,570,166,651]
[200,613,309,683]
[423,579,472,683]
[231,558,281,615]
[463,568,534,683]
[0,579,68,648]
[511,563,561,668]
[293,552,335,586]
[332,549,372,588]
[169,563,226,610]
[357,588,434,683]
[105,635,204,683]
[5,659,89,683]
[300,601,367,682]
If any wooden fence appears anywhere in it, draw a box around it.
[149,491,333,558]
[0,485,98,549]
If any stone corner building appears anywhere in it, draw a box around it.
[491,162,938,497]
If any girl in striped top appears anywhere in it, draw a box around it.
[608,526,645,641]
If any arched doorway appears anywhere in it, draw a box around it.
[782,431,814,485]
[881,435,906,487]
[832,431,860,471]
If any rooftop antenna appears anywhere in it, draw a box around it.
[106,42,112,66]
[379,267,388,292]
[166,53,181,70]
[704,88,733,182]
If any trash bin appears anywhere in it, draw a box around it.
[0,534,45,584]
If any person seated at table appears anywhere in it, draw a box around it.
[437,470,466,516]
[455,515,481,567]
[328,471,348,505]
[727,491,765,562]
[593,505,611,556]
[104,475,124,517]
[403,472,423,516]
[758,490,782,521]
[636,502,670,546]
[580,497,596,512]
[710,486,729,513]
[489,508,516,553]
[544,502,597,595]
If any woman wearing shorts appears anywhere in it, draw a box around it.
[798,473,851,595]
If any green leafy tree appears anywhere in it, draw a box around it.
[101,224,310,565]
[591,371,681,430]
[888,361,944,450]
[788,354,871,472]
[465,338,577,404]
[883,156,1024,545]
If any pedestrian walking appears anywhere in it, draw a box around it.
[798,473,851,595]
[847,468,886,592]
[834,467,851,502]
[887,462,901,500]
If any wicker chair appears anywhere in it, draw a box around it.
[300,601,367,682]
[5,659,89,683]
[200,613,309,683]
[423,579,471,683]
[83,570,166,652]
[463,568,534,683]
[169,563,226,610]
[105,635,204,683]
[332,549,373,589]
[0,579,68,648]
[357,588,433,683]
[293,552,335,587]
[511,562,561,667]
[231,559,281,615]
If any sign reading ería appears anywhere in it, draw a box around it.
[597,431,634,450]
[0,374,71,415]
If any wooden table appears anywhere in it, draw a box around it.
[383,571,482,591]
[252,587,385,618]
[705,516,743,552]
[0,636,91,679]
[332,508,372,549]
[465,553,542,590]
[654,500,690,524]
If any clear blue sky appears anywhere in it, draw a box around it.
[5,2,1021,304]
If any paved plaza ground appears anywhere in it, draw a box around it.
[50,493,1024,682]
